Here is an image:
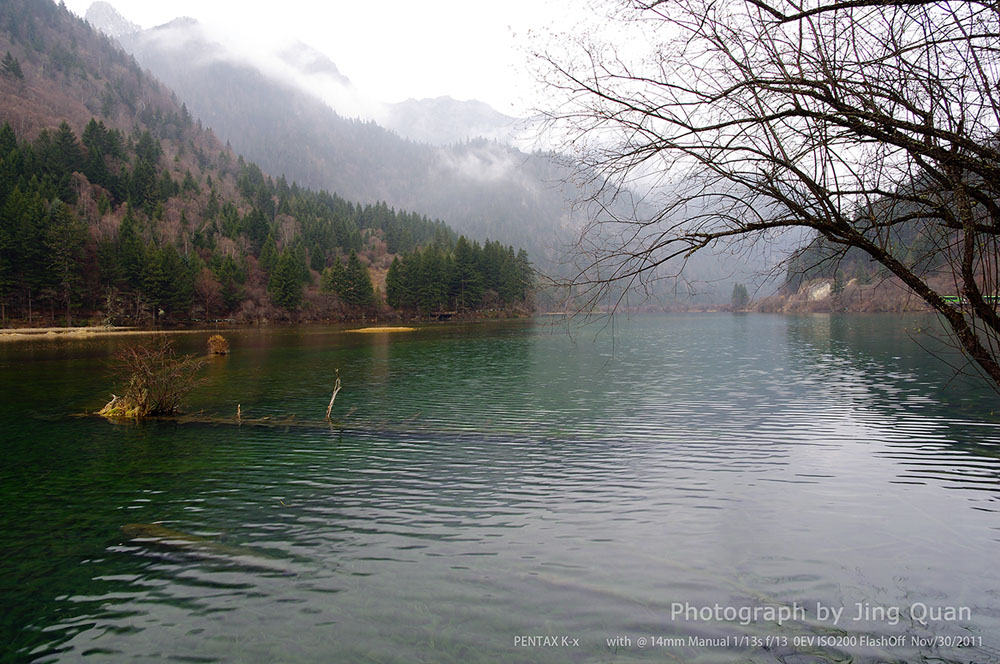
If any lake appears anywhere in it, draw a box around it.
[1,314,998,663]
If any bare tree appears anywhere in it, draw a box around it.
[538,0,1000,387]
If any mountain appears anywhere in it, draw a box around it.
[0,0,532,326]
[110,14,579,265]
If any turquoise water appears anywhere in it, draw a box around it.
[1,315,998,662]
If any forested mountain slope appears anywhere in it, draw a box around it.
[0,0,532,326]
[111,15,578,263]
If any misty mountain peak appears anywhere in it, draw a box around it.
[124,16,230,63]
[85,1,140,39]
[278,42,352,88]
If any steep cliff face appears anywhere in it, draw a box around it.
[757,277,936,313]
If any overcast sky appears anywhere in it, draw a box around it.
[62,0,586,116]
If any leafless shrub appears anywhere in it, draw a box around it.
[99,336,205,418]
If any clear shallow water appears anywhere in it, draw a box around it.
[1,314,999,663]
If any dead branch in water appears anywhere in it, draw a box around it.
[326,370,341,421]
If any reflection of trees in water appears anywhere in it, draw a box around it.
[783,314,1000,492]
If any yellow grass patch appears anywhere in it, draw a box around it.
[348,326,416,333]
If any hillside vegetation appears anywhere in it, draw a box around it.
[115,16,579,265]
[0,0,533,326]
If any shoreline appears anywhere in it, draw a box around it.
[0,326,212,342]
[0,316,533,342]
[0,309,929,342]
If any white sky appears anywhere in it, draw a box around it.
[62,0,587,116]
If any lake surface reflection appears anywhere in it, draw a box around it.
[1,314,998,662]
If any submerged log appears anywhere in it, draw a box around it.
[121,522,297,574]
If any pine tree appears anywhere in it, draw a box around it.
[269,248,303,310]
[44,200,87,325]
[309,247,325,272]
[418,246,448,312]
[319,256,345,295]
[385,256,404,309]
[731,283,750,309]
[514,249,533,302]
[293,242,310,284]
[143,245,193,317]
[479,240,503,296]
[181,170,199,194]
[243,208,269,252]
[117,208,146,286]
[451,235,482,310]
[498,248,521,305]
[6,186,48,311]
[343,250,374,308]
[0,132,19,206]
[210,254,245,311]
[53,122,84,175]
[156,168,177,201]
[96,237,123,287]
[0,123,16,157]
[128,156,157,211]
[1,52,23,80]
[133,130,161,164]
[0,211,11,322]
[259,232,278,274]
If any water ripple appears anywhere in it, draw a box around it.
[3,316,1000,662]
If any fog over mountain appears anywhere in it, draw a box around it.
[383,97,522,147]
[86,11,572,260]
[84,2,782,303]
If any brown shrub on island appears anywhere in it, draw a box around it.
[207,334,230,355]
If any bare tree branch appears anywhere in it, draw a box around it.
[539,0,1000,388]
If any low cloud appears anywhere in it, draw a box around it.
[143,17,388,122]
